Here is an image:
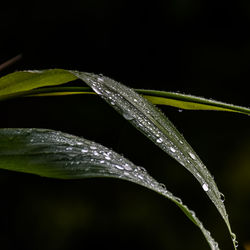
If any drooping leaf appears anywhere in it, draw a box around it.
[0,128,219,250]
[72,71,237,249]
[0,69,241,248]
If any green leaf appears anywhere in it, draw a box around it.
[138,89,250,115]
[0,128,219,250]
[71,71,237,249]
[0,69,249,115]
[0,69,77,101]
[28,87,250,115]
[0,69,241,248]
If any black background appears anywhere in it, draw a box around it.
[0,1,250,249]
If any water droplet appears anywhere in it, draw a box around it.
[220,192,225,202]
[110,101,115,105]
[97,77,104,82]
[124,164,132,171]
[189,152,196,160]
[105,156,111,160]
[30,139,34,142]
[138,174,144,180]
[175,197,183,204]
[90,146,97,150]
[81,149,88,153]
[115,165,124,170]
[93,151,99,156]
[138,166,147,172]
[178,109,183,113]
[92,85,102,95]
[196,173,202,179]
[170,147,176,153]
[202,183,209,192]
[190,210,196,217]
[233,239,238,248]
[159,183,166,189]
[123,112,134,120]
[66,147,73,151]
[100,160,105,164]
[76,142,83,145]
[157,138,163,143]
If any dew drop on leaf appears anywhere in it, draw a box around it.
[124,164,132,171]
[115,165,124,170]
[123,112,134,120]
[189,152,196,160]
[202,183,209,192]
[156,138,163,143]
[220,192,225,202]
[170,147,176,153]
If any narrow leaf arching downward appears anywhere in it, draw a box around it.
[0,128,219,250]
[72,71,237,249]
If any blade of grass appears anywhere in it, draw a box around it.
[0,69,77,101]
[0,69,249,115]
[0,128,219,249]
[137,89,250,115]
[0,69,243,248]
[72,71,237,249]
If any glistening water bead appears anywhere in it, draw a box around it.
[123,112,134,120]
[170,147,176,153]
[189,152,196,160]
[202,183,209,192]
[156,138,163,143]
[72,71,234,249]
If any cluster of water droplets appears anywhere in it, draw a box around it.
[1,127,223,249]
[70,71,240,249]
[74,72,227,205]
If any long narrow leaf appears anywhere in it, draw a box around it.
[0,69,77,101]
[0,69,241,248]
[0,69,249,115]
[27,86,250,115]
[72,71,237,249]
[0,128,219,250]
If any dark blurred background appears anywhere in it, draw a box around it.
[0,0,250,249]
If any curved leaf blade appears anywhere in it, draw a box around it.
[0,69,241,248]
[0,69,249,116]
[0,128,219,250]
[0,69,77,101]
[72,71,237,249]
[137,89,250,115]
[25,87,250,116]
